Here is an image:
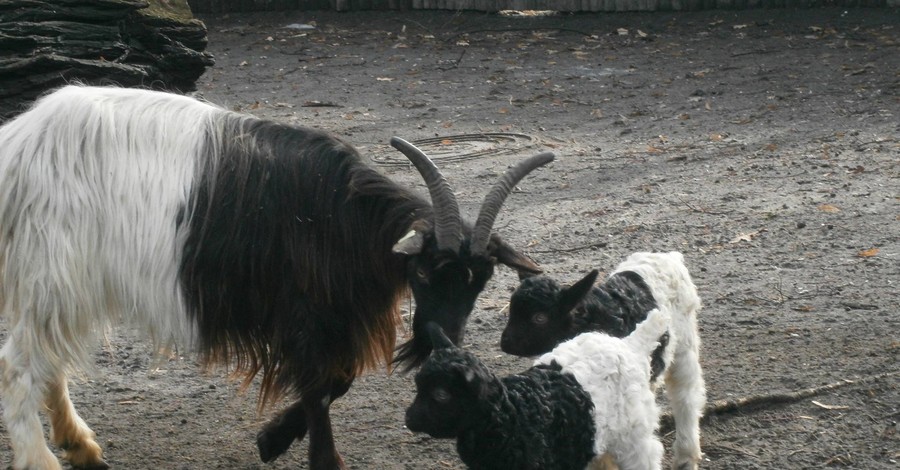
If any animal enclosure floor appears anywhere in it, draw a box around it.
[1,7,898,470]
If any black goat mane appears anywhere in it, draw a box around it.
[180,116,430,407]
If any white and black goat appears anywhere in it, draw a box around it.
[500,252,706,470]
[0,85,554,470]
[406,309,671,470]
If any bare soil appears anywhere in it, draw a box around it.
[2,7,898,470]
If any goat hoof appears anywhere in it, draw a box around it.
[256,428,295,463]
[72,460,110,470]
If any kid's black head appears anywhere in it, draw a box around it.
[500,270,599,357]
[405,323,499,438]
[389,137,554,370]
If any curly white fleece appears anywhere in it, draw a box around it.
[535,308,670,470]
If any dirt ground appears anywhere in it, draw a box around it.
[1,6,898,470]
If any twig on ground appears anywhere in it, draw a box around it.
[527,241,608,254]
[660,371,900,433]
[672,194,733,215]
[438,48,467,71]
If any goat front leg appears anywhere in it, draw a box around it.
[1,340,62,470]
[257,398,307,463]
[256,376,354,463]
[46,375,108,469]
[303,384,347,470]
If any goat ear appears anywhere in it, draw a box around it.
[489,234,542,275]
[425,322,455,350]
[559,270,599,314]
[393,229,425,255]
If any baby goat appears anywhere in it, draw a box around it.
[406,309,670,470]
[500,252,705,470]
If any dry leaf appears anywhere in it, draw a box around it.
[818,204,840,213]
[765,143,778,152]
[376,77,394,82]
[440,139,453,146]
[498,107,509,114]
[730,229,765,244]
[710,133,724,142]
[617,28,629,36]
[857,248,879,258]
[731,233,753,243]
[456,40,469,46]
[441,121,453,129]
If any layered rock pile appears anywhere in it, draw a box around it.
[0,0,214,119]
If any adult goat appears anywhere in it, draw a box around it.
[0,85,554,470]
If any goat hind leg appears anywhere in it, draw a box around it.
[46,375,108,469]
[0,340,63,470]
[664,345,706,470]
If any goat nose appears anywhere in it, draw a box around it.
[405,409,421,432]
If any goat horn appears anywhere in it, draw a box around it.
[470,152,555,255]
[390,137,463,253]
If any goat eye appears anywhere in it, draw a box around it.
[532,313,549,325]
[416,268,428,281]
[432,388,451,403]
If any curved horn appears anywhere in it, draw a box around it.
[390,137,463,252]
[470,152,555,255]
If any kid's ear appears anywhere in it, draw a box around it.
[559,270,599,315]
[426,322,455,350]
[463,365,497,401]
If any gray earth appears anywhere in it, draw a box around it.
[1,7,898,470]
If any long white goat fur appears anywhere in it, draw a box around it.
[0,86,227,375]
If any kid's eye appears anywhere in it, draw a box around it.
[532,313,549,325]
[416,268,428,281]
[432,388,451,403]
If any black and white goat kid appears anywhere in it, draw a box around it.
[500,252,706,470]
[407,309,671,470]
[0,85,554,470]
